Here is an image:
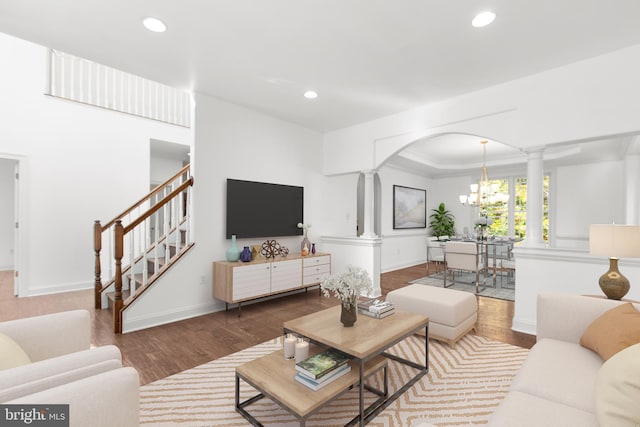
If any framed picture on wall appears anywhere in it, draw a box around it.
[393,185,426,229]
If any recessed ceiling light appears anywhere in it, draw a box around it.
[472,11,496,28]
[303,90,318,99]
[143,17,167,33]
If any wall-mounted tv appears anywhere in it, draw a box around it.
[226,179,304,239]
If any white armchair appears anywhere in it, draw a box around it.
[0,310,139,427]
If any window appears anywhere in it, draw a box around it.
[484,175,549,242]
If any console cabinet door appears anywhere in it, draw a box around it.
[232,263,271,301]
[270,259,303,293]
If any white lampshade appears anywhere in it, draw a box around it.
[589,224,640,258]
[459,195,467,204]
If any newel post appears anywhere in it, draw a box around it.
[94,220,102,309]
[113,220,124,334]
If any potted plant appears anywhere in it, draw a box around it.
[321,266,373,327]
[429,202,455,240]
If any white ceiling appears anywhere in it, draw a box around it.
[1,0,639,174]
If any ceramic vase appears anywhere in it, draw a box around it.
[311,243,316,255]
[340,297,357,327]
[240,246,252,262]
[225,235,241,262]
[301,235,311,252]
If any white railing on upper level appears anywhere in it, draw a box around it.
[49,50,191,127]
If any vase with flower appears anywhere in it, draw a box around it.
[474,216,494,241]
[321,265,373,327]
[297,222,312,253]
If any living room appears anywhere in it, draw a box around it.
[2,2,640,426]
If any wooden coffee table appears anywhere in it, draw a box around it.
[236,345,388,426]
[235,305,429,426]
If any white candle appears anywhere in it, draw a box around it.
[283,334,296,359]
[295,339,309,363]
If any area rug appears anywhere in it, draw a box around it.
[410,273,515,301]
[139,334,528,426]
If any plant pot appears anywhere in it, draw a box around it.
[340,300,357,327]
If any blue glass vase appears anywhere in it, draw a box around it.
[240,246,252,262]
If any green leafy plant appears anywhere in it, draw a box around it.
[429,202,455,240]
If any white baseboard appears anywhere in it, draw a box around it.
[381,260,425,273]
[122,301,222,333]
[511,317,536,336]
[27,280,93,296]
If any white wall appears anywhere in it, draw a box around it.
[324,43,640,175]
[0,32,192,295]
[123,93,325,331]
[553,161,625,249]
[377,165,430,272]
[0,159,15,270]
[150,156,184,185]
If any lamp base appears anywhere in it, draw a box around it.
[599,257,630,300]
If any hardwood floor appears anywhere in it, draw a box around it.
[0,263,535,385]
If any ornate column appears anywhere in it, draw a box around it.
[361,170,378,238]
[522,147,546,248]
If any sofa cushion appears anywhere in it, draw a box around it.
[0,345,122,401]
[0,332,31,370]
[510,338,602,414]
[595,343,640,427]
[580,303,640,361]
[489,390,598,427]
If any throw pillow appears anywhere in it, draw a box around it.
[0,332,31,370]
[595,343,640,427]
[580,302,640,360]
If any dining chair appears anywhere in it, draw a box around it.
[427,237,445,275]
[444,241,487,293]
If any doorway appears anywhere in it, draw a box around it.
[0,158,19,295]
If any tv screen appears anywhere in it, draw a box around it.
[226,179,304,239]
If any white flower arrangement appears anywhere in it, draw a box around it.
[321,265,373,304]
[474,216,494,228]
[297,222,311,237]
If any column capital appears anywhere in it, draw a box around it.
[360,169,379,176]
[525,146,545,158]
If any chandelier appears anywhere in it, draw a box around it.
[459,140,508,207]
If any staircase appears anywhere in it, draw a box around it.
[94,164,194,333]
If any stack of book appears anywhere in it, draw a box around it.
[357,298,395,319]
[294,348,352,391]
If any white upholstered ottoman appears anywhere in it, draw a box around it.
[386,284,477,347]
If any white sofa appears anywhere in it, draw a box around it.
[490,293,640,427]
[0,310,139,427]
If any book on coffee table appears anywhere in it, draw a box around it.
[358,307,395,319]
[294,364,351,391]
[295,348,351,380]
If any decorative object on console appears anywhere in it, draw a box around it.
[240,246,252,262]
[251,245,261,260]
[301,243,309,256]
[311,243,316,254]
[260,240,281,259]
[589,224,640,300]
[225,234,241,262]
[297,222,312,251]
[321,265,373,327]
[279,246,289,257]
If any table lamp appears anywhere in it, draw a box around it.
[589,224,640,300]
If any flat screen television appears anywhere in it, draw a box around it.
[226,179,304,239]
